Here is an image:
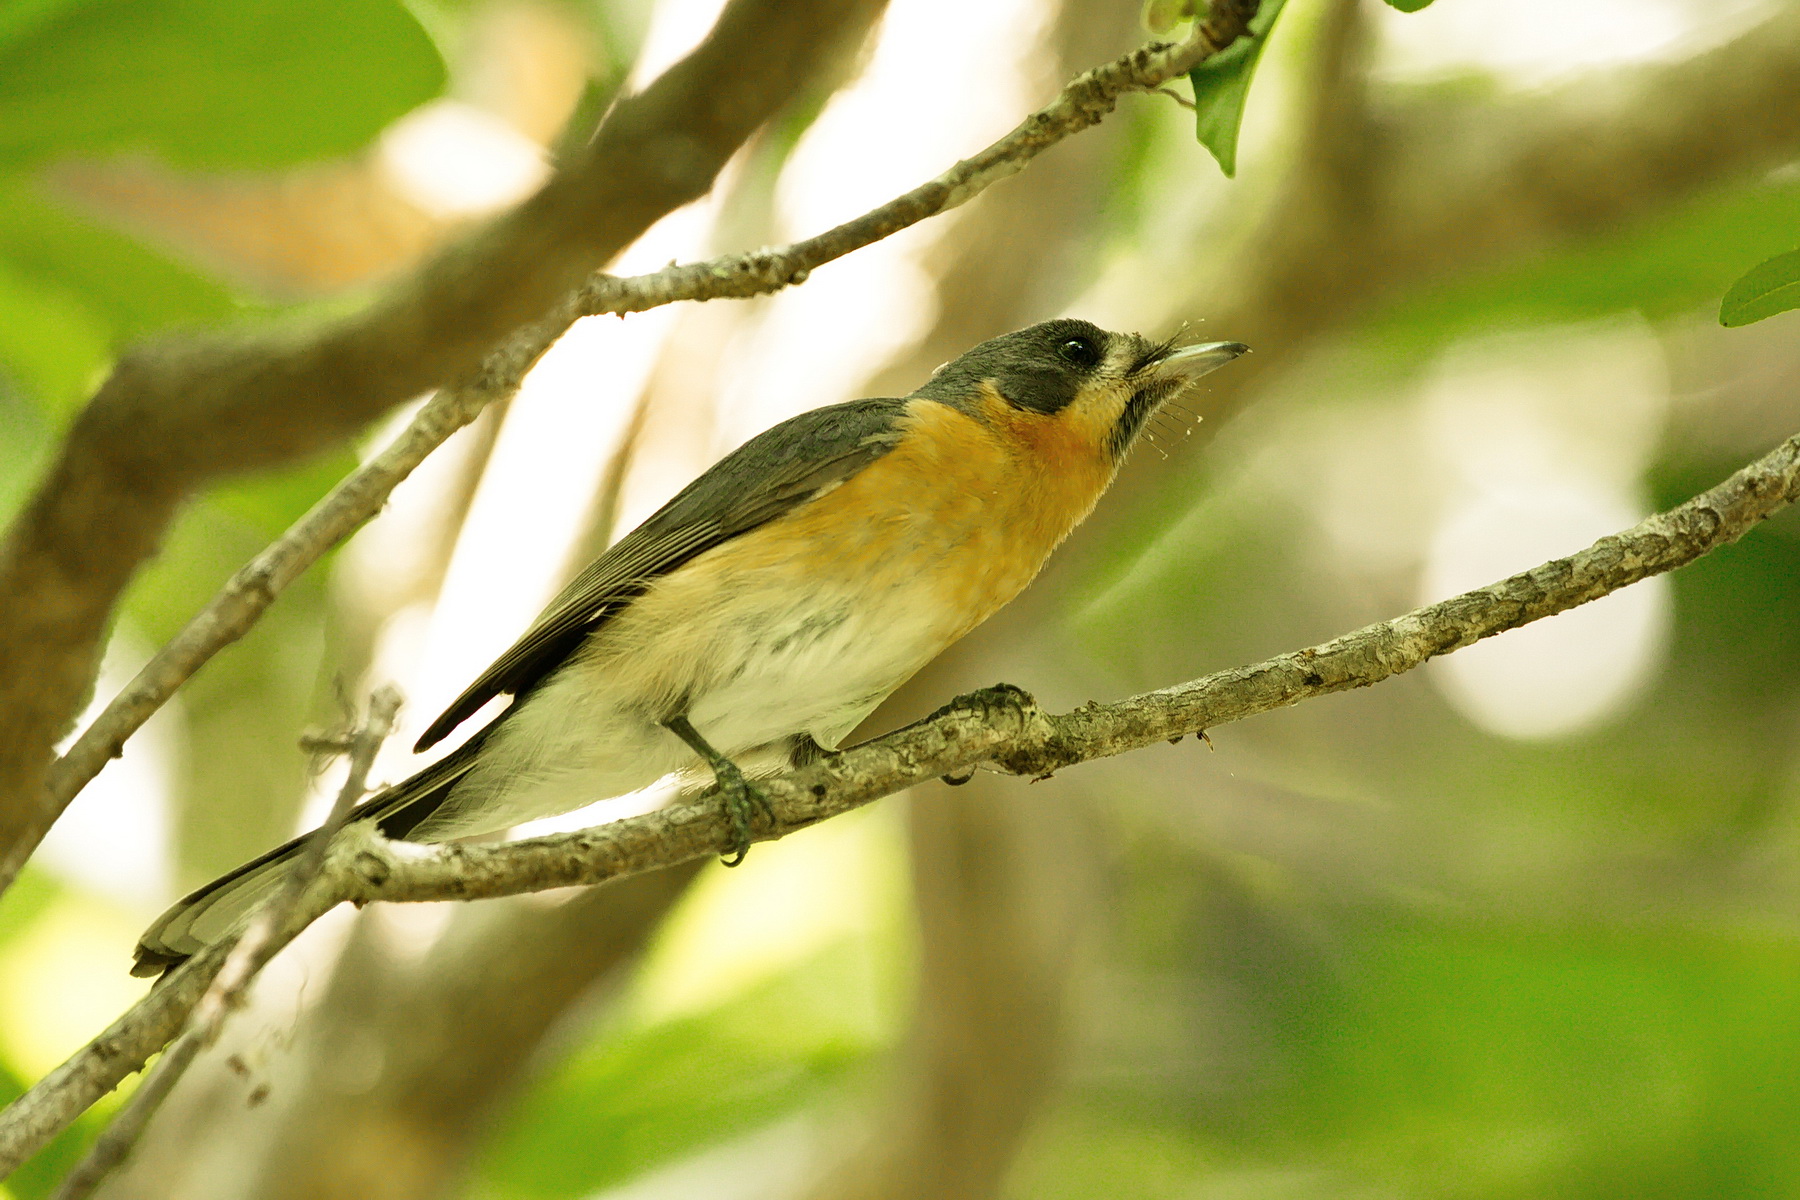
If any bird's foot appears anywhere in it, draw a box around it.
[927,681,1037,726]
[663,714,776,867]
[927,683,1041,784]
[711,756,774,868]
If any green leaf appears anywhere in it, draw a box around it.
[0,0,94,53]
[1188,0,1289,177]
[0,177,243,414]
[1383,0,1435,11]
[0,0,446,171]
[0,179,242,337]
[0,256,110,412]
[476,944,887,1199]
[1719,247,1800,327]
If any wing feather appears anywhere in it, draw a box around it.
[413,396,910,751]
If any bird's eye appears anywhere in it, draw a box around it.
[1057,336,1100,368]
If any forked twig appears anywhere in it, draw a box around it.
[47,687,403,1200]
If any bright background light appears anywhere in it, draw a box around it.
[378,98,549,219]
[1421,483,1672,740]
[1417,324,1674,740]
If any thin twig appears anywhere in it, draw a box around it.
[41,10,1259,834]
[7,422,1798,1181]
[0,0,887,901]
[46,687,402,1200]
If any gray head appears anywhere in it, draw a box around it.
[914,318,1247,458]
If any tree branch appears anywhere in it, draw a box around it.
[7,419,1797,1181]
[46,688,402,1200]
[23,6,1264,898]
[0,0,886,895]
[334,429,1800,902]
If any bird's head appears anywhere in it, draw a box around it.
[916,317,1247,461]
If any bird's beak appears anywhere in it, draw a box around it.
[1110,339,1249,458]
[1155,340,1249,382]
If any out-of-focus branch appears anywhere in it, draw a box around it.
[32,4,1266,891]
[9,419,1798,1179]
[232,864,706,1200]
[817,0,1147,1189]
[804,768,1093,1200]
[45,688,402,1200]
[165,867,705,1200]
[0,0,885,896]
[1373,3,1800,285]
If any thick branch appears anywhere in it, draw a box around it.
[7,422,1796,1181]
[35,13,1264,880]
[0,0,884,892]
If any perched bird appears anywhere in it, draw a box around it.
[133,318,1246,976]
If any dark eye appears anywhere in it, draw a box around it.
[1057,336,1101,368]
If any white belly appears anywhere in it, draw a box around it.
[414,572,956,840]
[687,580,944,750]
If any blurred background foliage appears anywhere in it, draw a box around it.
[5,1,1800,1198]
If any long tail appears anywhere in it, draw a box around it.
[131,725,494,978]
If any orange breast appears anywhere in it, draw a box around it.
[731,393,1118,643]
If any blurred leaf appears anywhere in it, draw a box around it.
[476,943,886,1200]
[0,256,109,412]
[0,0,446,170]
[1294,918,1800,1196]
[1188,0,1288,177]
[0,0,91,51]
[0,180,243,338]
[0,179,243,415]
[1371,178,1800,351]
[1719,247,1800,327]
[1383,0,1434,10]
[0,869,59,954]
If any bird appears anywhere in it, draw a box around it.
[132,318,1246,977]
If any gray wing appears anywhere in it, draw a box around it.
[413,396,911,751]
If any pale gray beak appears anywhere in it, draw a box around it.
[1158,340,1249,380]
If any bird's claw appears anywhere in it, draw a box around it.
[929,681,1037,726]
[714,760,773,868]
[926,683,1040,785]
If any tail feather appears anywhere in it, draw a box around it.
[131,834,312,977]
[131,723,496,978]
